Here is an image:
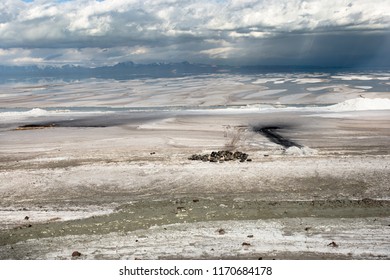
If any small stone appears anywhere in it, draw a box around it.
[242,242,251,246]
[247,235,254,238]
[217,229,225,235]
[240,153,248,160]
[27,224,32,228]
[193,199,199,203]
[305,227,311,231]
[24,216,29,220]
[150,152,156,155]
[327,241,338,247]
[247,159,252,162]
[72,251,82,257]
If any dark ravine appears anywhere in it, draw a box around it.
[252,125,302,148]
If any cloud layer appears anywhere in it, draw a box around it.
[0,0,389,66]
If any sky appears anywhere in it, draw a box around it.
[0,0,389,67]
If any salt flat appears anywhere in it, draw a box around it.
[0,73,389,259]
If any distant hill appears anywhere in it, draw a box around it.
[0,62,232,81]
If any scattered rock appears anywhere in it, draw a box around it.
[304,227,311,231]
[210,157,218,162]
[27,224,32,228]
[242,242,251,246]
[150,152,156,155]
[188,155,197,160]
[192,199,199,203]
[71,251,82,257]
[361,198,375,204]
[258,257,263,260]
[327,241,338,248]
[247,235,254,238]
[217,229,225,235]
[188,150,252,163]
[201,155,209,162]
[24,216,29,220]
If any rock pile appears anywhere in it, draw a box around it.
[188,150,251,162]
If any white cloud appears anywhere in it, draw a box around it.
[0,0,389,66]
[13,56,44,64]
[200,47,239,59]
[130,47,148,55]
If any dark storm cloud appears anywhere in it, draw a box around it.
[231,31,390,67]
[0,0,389,66]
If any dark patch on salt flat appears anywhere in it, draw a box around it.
[13,113,171,129]
[252,125,302,148]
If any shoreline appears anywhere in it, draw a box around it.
[1,196,389,259]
